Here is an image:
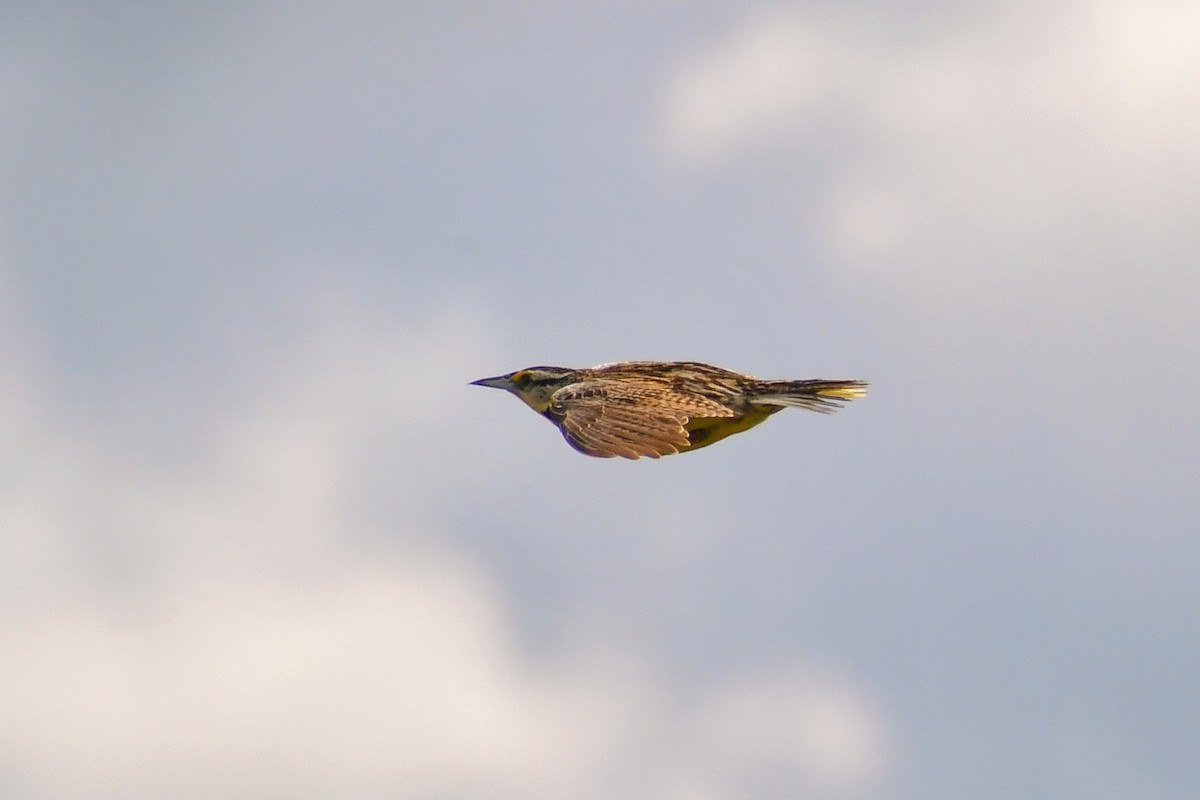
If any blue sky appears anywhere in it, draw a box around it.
[2,2,1198,798]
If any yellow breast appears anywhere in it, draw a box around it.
[683,408,779,450]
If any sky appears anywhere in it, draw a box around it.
[1,1,1198,798]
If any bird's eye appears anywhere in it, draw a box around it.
[513,371,532,387]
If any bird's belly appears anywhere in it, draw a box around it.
[684,409,777,450]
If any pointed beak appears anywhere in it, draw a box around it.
[469,374,513,390]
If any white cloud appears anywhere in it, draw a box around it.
[658,0,1200,275]
[658,14,834,164]
[0,282,890,799]
[687,671,888,796]
[827,0,1200,271]
[661,1,1200,177]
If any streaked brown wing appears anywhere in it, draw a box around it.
[549,379,733,459]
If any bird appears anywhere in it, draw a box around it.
[469,360,867,459]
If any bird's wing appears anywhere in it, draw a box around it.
[550,380,733,459]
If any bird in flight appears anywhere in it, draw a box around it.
[470,360,867,459]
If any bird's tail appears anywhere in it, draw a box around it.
[748,379,869,414]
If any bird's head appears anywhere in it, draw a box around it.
[470,366,579,413]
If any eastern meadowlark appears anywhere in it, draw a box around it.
[470,361,867,459]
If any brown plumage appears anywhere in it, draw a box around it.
[470,361,867,459]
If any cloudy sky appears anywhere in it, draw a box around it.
[2,2,1198,798]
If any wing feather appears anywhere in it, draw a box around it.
[549,379,733,460]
